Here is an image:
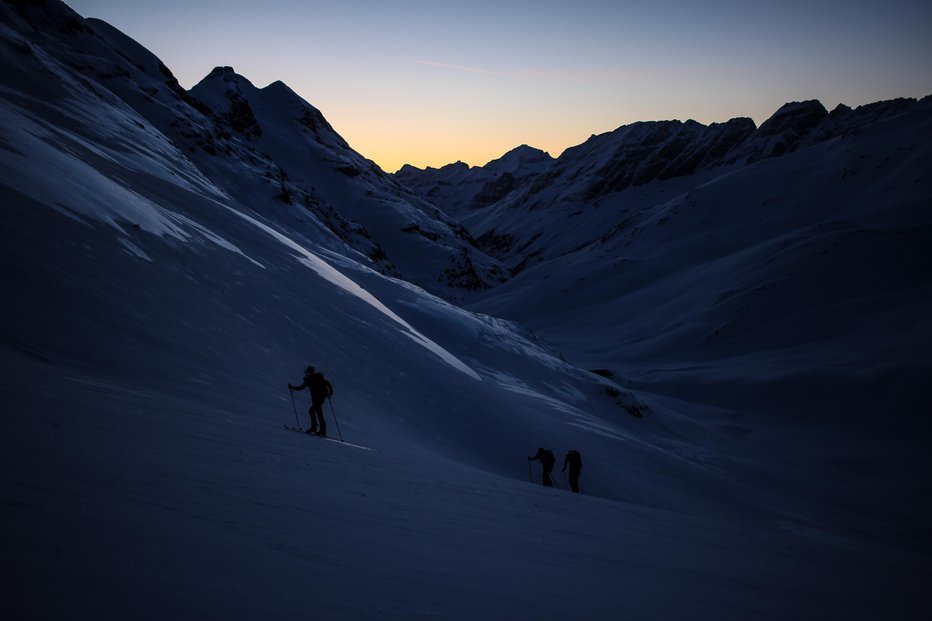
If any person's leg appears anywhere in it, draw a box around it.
[306,405,317,433]
[312,401,327,435]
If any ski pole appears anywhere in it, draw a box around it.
[289,390,300,428]
[328,397,344,442]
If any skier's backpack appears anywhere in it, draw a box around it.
[310,372,332,400]
[541,449,555,469]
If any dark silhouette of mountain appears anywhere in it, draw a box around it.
[396,96,930,223]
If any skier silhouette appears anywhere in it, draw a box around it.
[528,447,556,487]
[288,366,333,436]
[563,449,583,493]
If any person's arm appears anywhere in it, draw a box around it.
[289,378,309,391]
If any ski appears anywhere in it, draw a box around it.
[282,425,372,451]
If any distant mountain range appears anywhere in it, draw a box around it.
[397,92,932,452]
[396,96,929,274]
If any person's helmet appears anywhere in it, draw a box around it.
[538,447,544,453]
[305,366,314,375]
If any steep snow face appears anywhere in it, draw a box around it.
[181,63,509,299]
[2,1,507,300]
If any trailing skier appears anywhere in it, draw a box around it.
[563,449,583,493]
[288,365,334,436]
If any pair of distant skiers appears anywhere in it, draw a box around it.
[528,447,583,493]
[288,366,334,436]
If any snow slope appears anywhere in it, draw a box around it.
[1,0,506,300]
[2,1,930,619]
[461,101,932,527]
[401,92,932,553]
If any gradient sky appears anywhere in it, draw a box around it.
[67,0,932,172]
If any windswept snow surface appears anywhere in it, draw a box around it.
[1,2,930,619]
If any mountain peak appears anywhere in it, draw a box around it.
[757,99,828,137]
[498,144,551,162]
[483,144,553,177]
[263,79,295,96]
[199,66,256,90]
[260,79,325,116]
[205,65,236,79]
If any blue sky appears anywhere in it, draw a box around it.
[67,0,932,172]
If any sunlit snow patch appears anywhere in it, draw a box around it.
[224,207,481,381]
[117,236,151,261]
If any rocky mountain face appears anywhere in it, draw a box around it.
[395,145,554,215]
[1,0,507,298]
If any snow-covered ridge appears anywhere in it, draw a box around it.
[396,96,930,219]
[1,0,506,299]
[395,144,555,218]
